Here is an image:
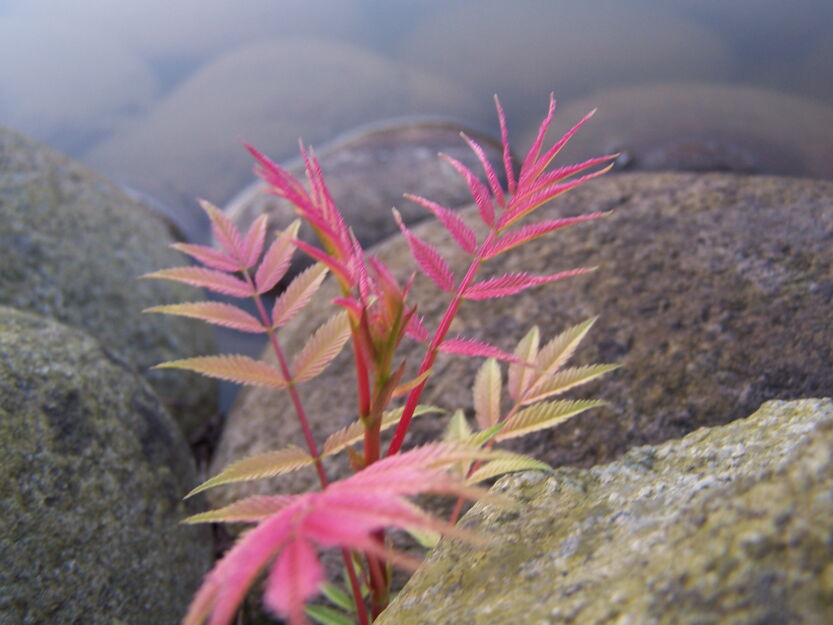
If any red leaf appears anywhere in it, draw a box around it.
[464,269,595,300]
[485,213,609,258]
[405,193,477,255]
[393,209,455,292]
[141,267,254,298]
[441,153,495,227]
[460,132,505,207]
[406,313,430,342]
[241,214,268,269]
[171,243,240,272]
[517,92,556,187]
[438,337,527,364]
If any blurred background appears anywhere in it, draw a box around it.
[2,0,832,242]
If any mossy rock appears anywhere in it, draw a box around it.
[0,124,217,433]
[377,398,833,624]
[0,307,212,625]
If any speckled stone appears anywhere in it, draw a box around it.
[0,307,212,625]
[0,124,217,433]
[376,398,833,625]
[208,172,833,509]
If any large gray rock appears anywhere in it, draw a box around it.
[208,172,833,508]
[377,398,833,625]
[0,125,217,433]
[0,307,212,625]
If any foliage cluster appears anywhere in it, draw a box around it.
[145,95,617,625]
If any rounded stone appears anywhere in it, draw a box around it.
[84,38,477,242]
[0,307,212,625]
[207,172,833,508]
[0,125,217,433]
[526,83,833,180]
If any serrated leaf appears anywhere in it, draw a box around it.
[439,337,526,364]
[485,213,609,258]
[495,399,607,442]
[465,271,591,300]
[460,131,505,207]
[473,358,501,429]
[255,220,301,293]
[272,263,329,327]
[467,454,552,484]
[319,584,354,613]
[405,193,477,254]
[141,266,254,298]
[144,302,265,333]
[186,446,314,498]
[183,495,295,523]
[241,214,268,268]
[306,605,354,625]
[291,311,351,383]
[442,409,472,443]
[467,423,504,448]
[392,369,432,397]
[534,317,598,382]
[522,363,620,405]
[154,355,287,388]
[171,242,240,272]
[441,153,494,227]
[393,208,455,292]
[323,405,442,456]
[508,326,540,402]
[200,199,245,263]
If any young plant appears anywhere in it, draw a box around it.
[144,94,618,625]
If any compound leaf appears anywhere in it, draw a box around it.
[495,399,606,442]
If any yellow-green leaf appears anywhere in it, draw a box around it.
[507,326,539,402]
[495,399,607,441]
[144,301,265,333]
[185,445,314,497]
[154,355,287,388]
[271,263,329,327]
[523,363,620,405]
[473,358,502,429]
[442,409,472,443]
[467,453,552,484]
[182,494,294,523]
[533,317,597,380]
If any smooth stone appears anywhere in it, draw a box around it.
[526,83,833,179]
[376,399,833,625]
[225,120,507,279]
[396,0,735,124]
[207,172,833,509]
[0,307,212,625]
[84,38,477,243]
[0,125,217,434]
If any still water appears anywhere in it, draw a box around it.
[2,0,832,241]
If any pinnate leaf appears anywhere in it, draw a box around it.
[508,326,540,402]
[494,95,516,195]
[200,199,245,264]
[144,302,265,333]
[184,495,295,523]
[439,337,527,364]
[522,363,620,405]
[441,153,494,226]
[495,399,606,441]
[171,242,240,272]
[535,317,597,378]
[473,358,501,428]
[322,405,441,456]
[154,355,287,388]
[467,453,552,484]
[291,311,351,383]
[486,212,610,258]
[404,193,477,254]
[255,220,301,293]
[186,445,315,498]
[464,269,592,300]
[272,263,329,327]
[142,267,254,298]
[393,208,455,292]
[461,132,505,207]
[241,215,268,268]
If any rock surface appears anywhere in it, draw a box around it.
[0,125,217,433]
[376,398,833,625]
[531,83,833,180]
[0,307,212,625]
[225,121,507,279]
[208,172,833,508]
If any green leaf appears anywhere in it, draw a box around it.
[467,422,504,448]
[533,317,597,379]
[320,583,355,613]
[442,409,472,443]
[473,358,502,428]
[495,399,607,441]
[182,495,294,524]
[406,527,441,548]
[306,604,355,625]
[467,454,552,484]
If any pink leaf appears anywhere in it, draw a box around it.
[514,153,617,203]
[291,312,351,383]
[241,214,268,269]
[393,209,455,292]
[144,302,265,333]
[141,267,254,298]
[494,95,516,195]
[485,213,609,258]
[517,93,556,187]
[154,355,288,389]
[292,239,354,287]
[199,199,245,265]
[439,337,527,364]
[171,243,240,272]
[405,313,430,342]
[441,153,495,227]
[404,193,477,255]
[520,106,597,187]
[460,132,505,207]
[247,144,314,216]
[463,269,594,300]
[271,263,329,328]
[263,537,323,625]
[255,220,300,294]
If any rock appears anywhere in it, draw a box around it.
[526,83,833,179]
[376,398,833,625]
[396,0,735,124]
[0,307,212,625]
[207,172,833,509]
[84,38,477,242]
[225,120,507,279]
[0,125,217,434]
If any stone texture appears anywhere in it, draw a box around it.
[376,398,833,625]
[0,124,217,433]
[0,307,212,625]
[225,121,507,280]
[208,172,833,508]
[85,38,478,242]
[529,83,833,180]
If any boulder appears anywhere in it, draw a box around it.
[377,398,833,625]
[84,38,478,242]
[0,307,212,625]
[0,125,217,434]
[526,83,833,179]
[207,172,833,508]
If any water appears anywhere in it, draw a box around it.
[2,0,832,242]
